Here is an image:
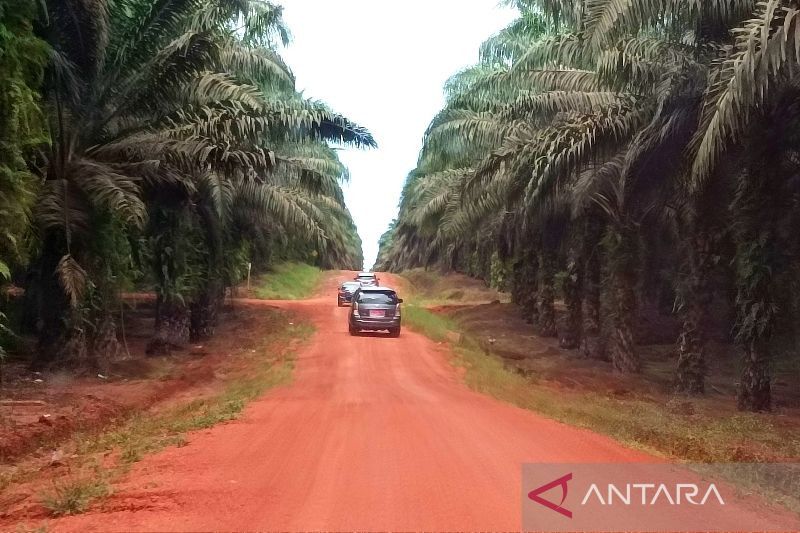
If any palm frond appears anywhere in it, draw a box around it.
[691,1,800,189]
[56,254,88,307]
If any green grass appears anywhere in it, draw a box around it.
[402,305,454,342]
[400,268,509,307]
[41,467,111,517]
[253,262,322,300]
[32,319,315,518]
[404,305,800,464]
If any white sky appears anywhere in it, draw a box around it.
[279,1,517,269]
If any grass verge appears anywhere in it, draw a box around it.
[403,305,800,463]
[253,262,322,300]
[41,468,111,517]
[402,305,454,342]
[405,303,800,512]
[31,319,314,518]
[400,268,508,306]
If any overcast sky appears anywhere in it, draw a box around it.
[279,1,517,269]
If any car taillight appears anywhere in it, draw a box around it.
[353,302,359,316]
[395,303,401,316]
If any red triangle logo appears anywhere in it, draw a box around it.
[527,473,573,519]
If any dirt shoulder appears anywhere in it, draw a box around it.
[397,271,800,464]
[0,299,313,524]
[0,261,334,466]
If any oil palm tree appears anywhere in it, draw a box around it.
[685,0,800,410]
[0,0,48,362]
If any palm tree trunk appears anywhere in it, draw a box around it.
[517,250,538,325]
[732,168,777,411]
[610,269,639,372]
[511,259,525,306]
[190,203,225,343]
[148,295,189,355]
[147,201,191,355]
[581,233,606,360]
[92,312,121,371]
[789,259,800,354]
[580,217,606,359]
[559,248,582,349]
[737,340,771,411]
[190,281,224,342]
[537,250,557,338]
[675,303,706,393]
[528,254,539,325]
[606,224,640,373]
[675,231,712,395]
[30,234,71,369]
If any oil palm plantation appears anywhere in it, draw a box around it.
[18,0,373,366]
[377,0,800,411]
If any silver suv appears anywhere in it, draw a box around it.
[354,271,379,287]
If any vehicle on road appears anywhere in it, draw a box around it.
[349,287,403,337]
[337,281,361,306]
[354,271,380,286]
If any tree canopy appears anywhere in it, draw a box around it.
[1,0,372,367]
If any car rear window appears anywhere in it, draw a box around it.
[357,291,397,304]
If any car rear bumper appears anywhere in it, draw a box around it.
[350,317,400,330]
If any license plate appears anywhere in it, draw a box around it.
[370,310,385,318]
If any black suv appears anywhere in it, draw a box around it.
[348,287,403,337]
[337,281,361,306]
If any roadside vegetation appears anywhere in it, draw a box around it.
[377,0,800,412]
[41,471,112,517]
[253,262,323,300]
[0,0,371,373]
[401,269,508,306]
[76,322,310,464]
[402,294,800,464]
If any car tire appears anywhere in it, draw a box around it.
[349,324,358,336]
[337,299,343,307]
[389,328,401,338]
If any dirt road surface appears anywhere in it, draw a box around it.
[45,273,775,531]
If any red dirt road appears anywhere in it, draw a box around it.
[47,273,675,531]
